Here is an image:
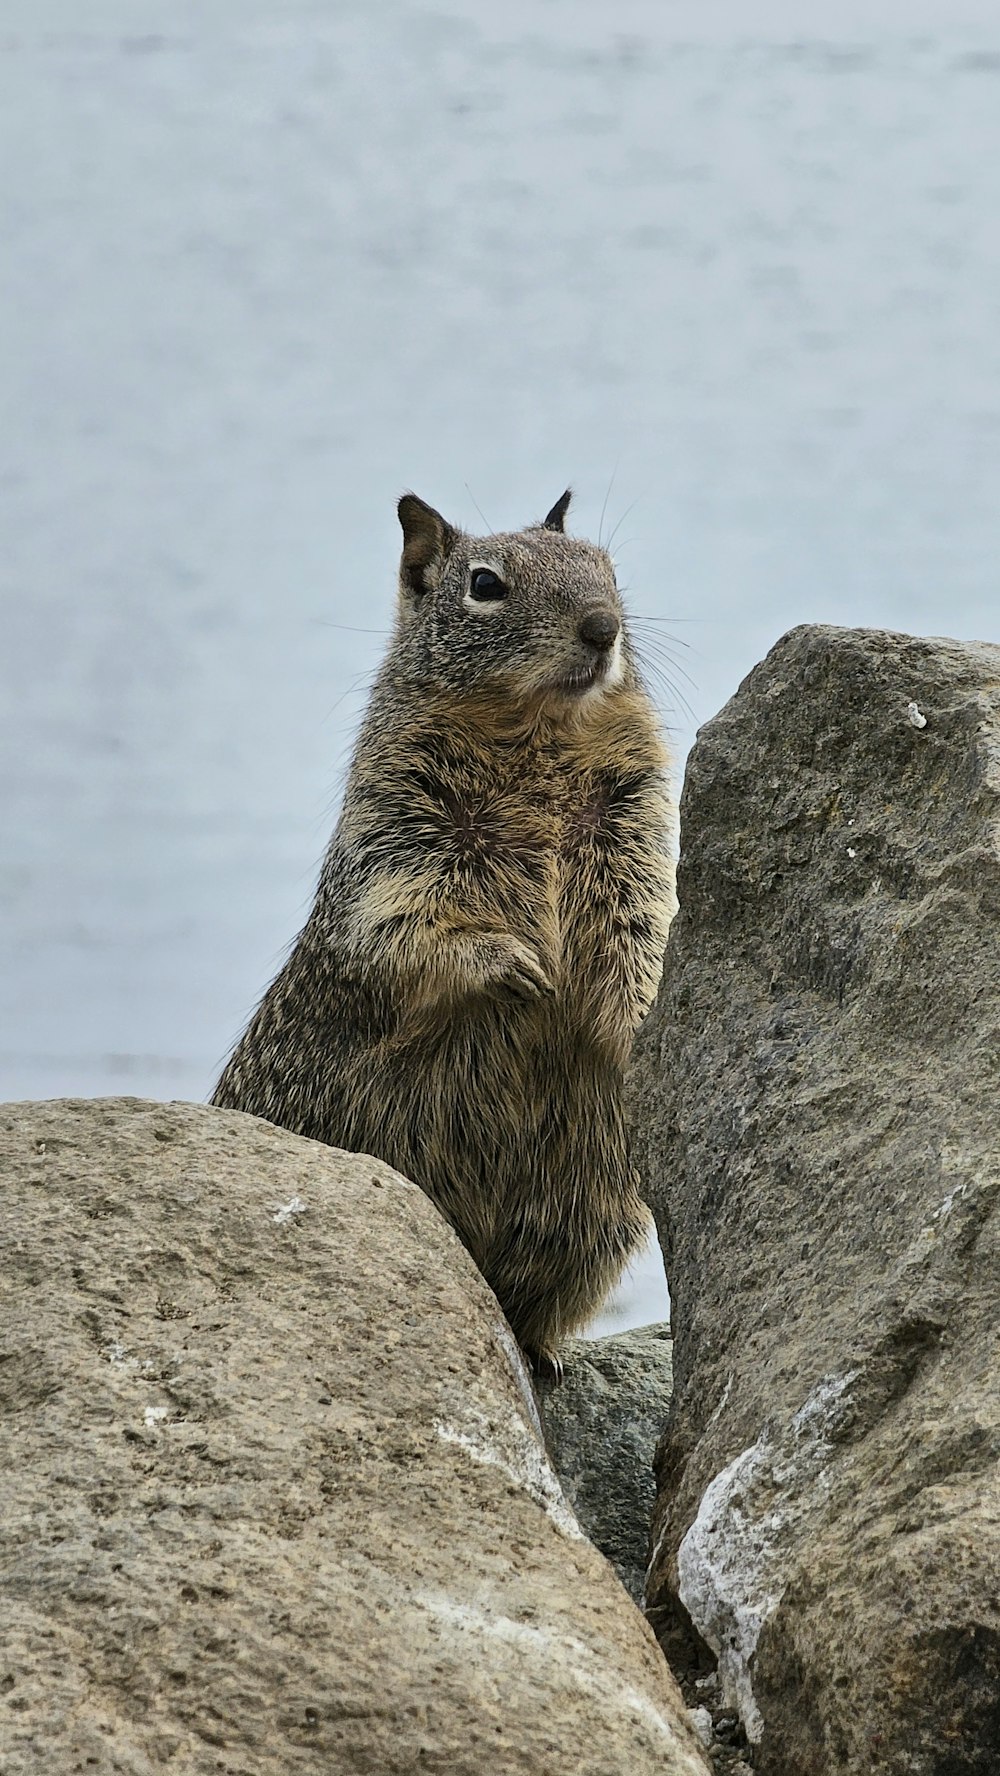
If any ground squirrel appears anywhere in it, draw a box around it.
[213,490,676,1378]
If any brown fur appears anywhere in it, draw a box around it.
[213,493,676,1374]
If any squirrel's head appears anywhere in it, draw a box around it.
[391,491,633,714]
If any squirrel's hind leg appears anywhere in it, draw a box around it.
[525,1345,564,1387]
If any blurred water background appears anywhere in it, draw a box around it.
[3,0,999,1327]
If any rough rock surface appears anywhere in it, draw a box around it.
[630,627,1000,1774]
[540,1322,672,1604]
[0,1097,711,1776]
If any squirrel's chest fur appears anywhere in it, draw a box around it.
[427,751,655,966]
[342,687,675,1053]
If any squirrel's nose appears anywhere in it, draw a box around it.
[578,609,620,653]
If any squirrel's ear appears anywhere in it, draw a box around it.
[397,494,455,596]
[543,489,572,533]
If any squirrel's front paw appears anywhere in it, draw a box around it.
[481,935,554,1001]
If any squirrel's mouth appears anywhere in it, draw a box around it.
[555,660,609,696]
[538,636,622,702]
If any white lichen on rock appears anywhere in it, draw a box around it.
[934,1182,968,1221]
[493,1318,545,1439]
[677,1372,856,1743]
[434,1403,584,1540]
[104,1342,139,1367]
[414,1589,699,1758]
[270,1196,307,1224]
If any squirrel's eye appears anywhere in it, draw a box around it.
[469,568,507,602]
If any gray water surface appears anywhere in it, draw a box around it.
[3,1,999,1328]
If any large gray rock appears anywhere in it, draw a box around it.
[540,1323,673,1605]
[630,627,1000,1774]
[0,1097,710,1776]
